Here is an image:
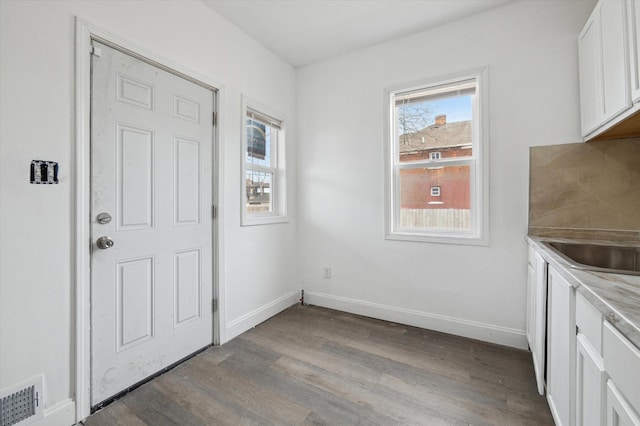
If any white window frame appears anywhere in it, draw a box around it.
[241,96,288,226]
[430,186,441,197]
[430,152,441,160]
[383,68,489,245]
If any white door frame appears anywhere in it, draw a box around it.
[74,18,224,422]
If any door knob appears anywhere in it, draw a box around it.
[96,236,114,250]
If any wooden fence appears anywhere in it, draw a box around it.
[400,208,471,230]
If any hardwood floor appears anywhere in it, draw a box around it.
[84,304,553,425]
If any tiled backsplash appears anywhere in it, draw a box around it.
[529,138,640,240]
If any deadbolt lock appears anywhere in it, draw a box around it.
[97,212,112,224]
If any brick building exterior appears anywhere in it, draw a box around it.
[399,115,471,210]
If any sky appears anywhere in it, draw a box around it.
[424,95,472,124]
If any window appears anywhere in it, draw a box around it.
[242,97,287,225]
[384,68,488,244]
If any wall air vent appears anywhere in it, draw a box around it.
[0,375,44,426]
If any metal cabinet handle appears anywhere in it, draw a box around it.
[96,236,114,250]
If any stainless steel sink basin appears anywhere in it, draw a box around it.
[544,241,640,276]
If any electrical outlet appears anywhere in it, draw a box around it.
[323,267,332,279]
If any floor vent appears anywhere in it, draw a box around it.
[0,375,44,426]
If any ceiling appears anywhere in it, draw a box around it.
[203,0,515,68]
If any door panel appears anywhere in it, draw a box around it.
[117,257,154,350]
[174,249,201,326]
[174,137,201,225]
[116,73,154,109]
[90,41,214,406]
[117,124,154,230]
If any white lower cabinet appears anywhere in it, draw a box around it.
[527,244,547,396]
[526,255,535,349]
[528,242,640,426]
[606,381,640,426]
[573,295,640,426]
[547,266,576,426]
[575,292,606,426]
[603,322,640,425]
[576,334,606,426]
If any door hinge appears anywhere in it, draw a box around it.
[212,298,218,312]
[212,112,216,126]
[90,44,102,57]
[212,205,217,218]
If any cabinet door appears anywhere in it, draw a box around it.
[579,10,603,136]
[526,259,535,350]
[606,381,640,426]
[547,266,576,426]
[600,0,631,123]
[532,251,547,396]
[603,322,640,413]
[576,334,606,426]
[628,0,640,102]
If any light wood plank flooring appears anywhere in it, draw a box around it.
[84,304,553,425]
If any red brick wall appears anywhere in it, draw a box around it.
[399,146,471,162]
[400,165,470,209]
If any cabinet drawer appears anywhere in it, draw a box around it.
[603,322,640,412]
[576,292,602,354]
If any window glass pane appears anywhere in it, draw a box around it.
[246,170,273,214]
[397,93,473,163]
[246,118,274,167]
[399,165,471,231]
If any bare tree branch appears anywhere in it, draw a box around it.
[398,102,434,137]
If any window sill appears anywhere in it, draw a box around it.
[385,231,489,246]
[241,215,289,227]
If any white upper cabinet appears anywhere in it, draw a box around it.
[601,0,631,120]
[628,0,640,102]
[579,12,603,136]
[579,0,635,140]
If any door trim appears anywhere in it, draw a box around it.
[74,18,224,422]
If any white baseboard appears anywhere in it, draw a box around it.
[224,290,300,342]
[305,291,527,350]
[35,398,76,426]
[547,393,562,426]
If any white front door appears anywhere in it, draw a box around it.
[90,41,214,406]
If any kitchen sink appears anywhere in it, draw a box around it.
[544,241,640,276]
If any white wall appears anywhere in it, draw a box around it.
[0,0,297,422]
[0,0,600,423]
[296,0,596,348]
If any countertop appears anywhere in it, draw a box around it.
[526,236,640,350]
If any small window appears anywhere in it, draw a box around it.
[241,97,287,225]
[384,68,489,245]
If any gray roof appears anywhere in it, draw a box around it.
[399,120,472,154]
